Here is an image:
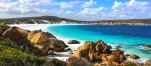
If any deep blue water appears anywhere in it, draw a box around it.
[26,24,151,62]
[78,25,151,38]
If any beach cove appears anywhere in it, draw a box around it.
[9,24,151,64]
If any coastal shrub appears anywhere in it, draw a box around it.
[0,44,46,66]
[125,61,138,66]
[66,56,92,66]
[43,58,66,66]
[0,37,46,66]
[0,37,40,56]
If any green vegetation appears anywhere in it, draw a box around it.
[125,62,138,66]
[66,56,93,66]
[0,37,66,66]
[44,58,66,66]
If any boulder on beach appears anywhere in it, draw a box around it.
[142,44,151,48]
[33,38,67,56]
[33,38,65,56]
[130,54,139,59]
[68,40,80,44]
[27,30,56,44]
[49,38,66,52]
[146,60,151,65]
[2,26,29,40]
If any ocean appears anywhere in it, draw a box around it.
[25,24,151,62]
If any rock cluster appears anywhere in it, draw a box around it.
[72,40,126,65]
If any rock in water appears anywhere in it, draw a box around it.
[143,44,151,48]
[68,40,80,44]
[130,54,139,59]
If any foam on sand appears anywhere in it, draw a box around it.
[48,52,72,61]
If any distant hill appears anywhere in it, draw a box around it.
[0,16,151,25]
[0,16,84,24]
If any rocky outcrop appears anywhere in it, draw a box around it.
[68,40,80,44]
[27,30,67,56]
[2,26,29,40]
[72,40,126,64]
[27,30,56,44]
[143,44,151,48]
[130,54,139,59]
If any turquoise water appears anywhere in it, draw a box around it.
[47,25,151,44]
[25,24,151,62]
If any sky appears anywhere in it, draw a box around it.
[0,0,151,20]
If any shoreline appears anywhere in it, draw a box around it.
[8,24,86,61]
[8,24,150,63]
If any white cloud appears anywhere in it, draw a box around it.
[0,0,151,20]
[60,1,81,8]
[112,1,122,9]
[79,7,105,15]
[128,0,135,6]
[110,0,150,19]
[81,0,97,8]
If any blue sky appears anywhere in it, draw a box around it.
[0,0,151,20]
